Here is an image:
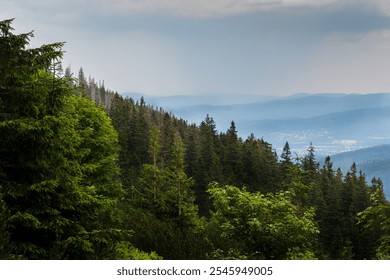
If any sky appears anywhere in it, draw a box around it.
[2,0,390,96]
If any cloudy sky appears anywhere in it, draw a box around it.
[2,0,390,96]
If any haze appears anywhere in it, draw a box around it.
[2,0,390,96]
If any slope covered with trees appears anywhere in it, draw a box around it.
[0,19,158,260]
[1,19,389,260]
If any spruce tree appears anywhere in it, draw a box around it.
[358,181,390,259]
[221,121,243,185]
[280,141,293,182]
[0,188,11,258]
[0,19,130,259]
[164,132,197,222]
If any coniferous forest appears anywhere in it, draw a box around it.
[1,19,390,260]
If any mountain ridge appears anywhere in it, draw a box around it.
[322,144,390,198]
[124,92,390,155]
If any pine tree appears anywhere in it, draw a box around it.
[165,132,197,222]
[0,188,11,258]
[0,19,130,259]
[358,181,390,259]
[316,156,344,259]
[221,121,243,185]
[136,125,164,214]
[242,135,281,193]
[196,115,221,213]
[302,143,318,173]
[280,141,293,181]
[78,67,87,92]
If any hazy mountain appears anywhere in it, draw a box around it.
[323,145,390,198]
[123,92,390,197]
[132,92,390,155]
[240,105,390,155]
[123,92,280,107]
[156,92,390,121]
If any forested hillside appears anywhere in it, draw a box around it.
[1,19,389,260]
[324,145,390,199]
[148,92,390,155]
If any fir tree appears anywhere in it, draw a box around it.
[0,19,131,259]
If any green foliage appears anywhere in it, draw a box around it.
[280,141,293,181]
[107,91,383,259]
[114,242,162,260]
[358,186,390,259]
[242,135,281,193]
[4,18,386,260]
[0,188,11,258]
[119,205,210,259]
[207,183,319,259]
[0,19,131,259]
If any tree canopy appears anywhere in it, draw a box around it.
[0,18,154,259]
[1,19,388,260]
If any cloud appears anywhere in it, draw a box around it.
[292,28,390,94]
[332,140,358,146]
[372,0,390,16]
[5,0,390,20]
[5,0,390,96]
[337,0,390,17]
[92,0,340,18]
[93,0,390,19]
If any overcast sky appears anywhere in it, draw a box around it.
[2,0,390,96]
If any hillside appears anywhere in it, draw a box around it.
[242,106,390,155]
[3,18,390,262]
[132,92,390,155]
[324,145,390,198]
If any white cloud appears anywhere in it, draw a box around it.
[332,140,358,146]
[283,0,338,7]
[333,0,390,17]
[5,0,390,19]
[92,0,339,18]
[365,0,390,17]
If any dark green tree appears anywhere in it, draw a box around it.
[0,19,134,259]
[280,141,293,182]
[0,188,11,258]
[316,157,344,259]
[109,94,137,189]
[358,181,390,259]
[242,135,281,193]
[301,143,319,183]
[220,121,243,186]
[164,132,197,220]
[194,115,221,215]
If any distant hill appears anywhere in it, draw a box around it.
[123,92,390,197]
[161,92,390,122]
[133,92,390,155]
[321,145,390,198]
[241,105,390,155]
[123,92,280,107]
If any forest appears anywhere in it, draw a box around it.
[1,19,389,260]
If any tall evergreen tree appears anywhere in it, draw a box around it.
[0,188,11,258]
[136,125,164,214]
[165,132,197,222]
[220,121,243,185]
[196,115,221,214]
[280,141,293,182]
[0,19,131,259]
[302,143,318,173]
[358,181,390,259]
[316,157,344,258]
[242,135,281,193]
